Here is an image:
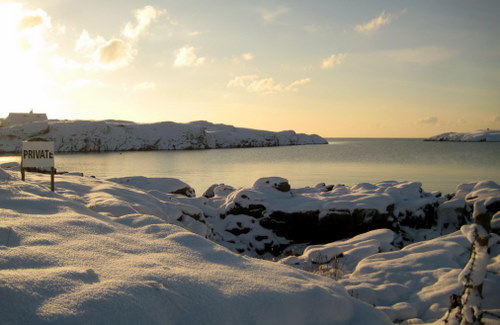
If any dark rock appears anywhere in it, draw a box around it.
[226,227,252,236]
[318,208,393,243]
[225,203,267,219]
[260,210,319,243]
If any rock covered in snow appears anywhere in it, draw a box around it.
[108,176,196,198]
[426,129,500,142]
[186,178,447,255]
[0,119,327,153]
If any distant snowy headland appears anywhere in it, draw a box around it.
[0,119,327,153]
[426,129,500,142]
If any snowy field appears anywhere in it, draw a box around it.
[1,162,499,324]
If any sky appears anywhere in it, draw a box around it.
[0,0,499,138]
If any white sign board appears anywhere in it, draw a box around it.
[21,141,55,168]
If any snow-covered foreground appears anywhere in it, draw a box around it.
[426,129,500,142]
[1,164,499,324]
[0,166,389,325]
[0,119,327,153]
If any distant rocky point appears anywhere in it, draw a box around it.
[426,129,500,142]
[0,119,327,153]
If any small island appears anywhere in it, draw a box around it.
[0,113,327,153]
[426,129,500,142]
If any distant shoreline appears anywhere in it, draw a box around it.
[425,129,500,142]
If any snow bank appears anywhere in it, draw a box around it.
[0,168,390,325]
[0,119,327,153]
[340,230,500,324]
[426,129,500,142]
[280,228,499,324]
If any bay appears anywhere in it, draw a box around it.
[2,138,499,195]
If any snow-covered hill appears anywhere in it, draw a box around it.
[0,119,327,153]
[1,163,499,324]
[426,129,500,142]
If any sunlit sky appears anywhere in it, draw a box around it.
[0,0,499,137]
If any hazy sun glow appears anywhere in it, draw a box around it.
[0,3,60,116]
[0,1,499,137]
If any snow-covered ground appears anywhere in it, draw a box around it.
[0,120,327,153]
[426,129,500,142]
[1,163,499,324]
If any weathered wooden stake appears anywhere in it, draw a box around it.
[51,167,56,192]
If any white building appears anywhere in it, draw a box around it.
[1,111,48,127]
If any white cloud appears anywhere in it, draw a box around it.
[173,46,206,67]
[258,6,290,22]
[355,9,406,33]
[16,7,53,52]
[69,6,165,70]
[385,46,455,65]
[133,81,156,91]
[493,115,500,123]
[122,6,166,41]
[241,53,254,61]
[418,116,439,125]
[232,53,254,64]
[75,30,105,53]
[95,39,135,69]
[228,75,311,94]
[321,53,347,69]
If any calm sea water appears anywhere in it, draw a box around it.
[2,138,499,195]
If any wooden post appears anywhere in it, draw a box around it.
[51,167,56,192]
[21,167,25,181]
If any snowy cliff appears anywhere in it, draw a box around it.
[426,129,500,142]
[0,119,327,153]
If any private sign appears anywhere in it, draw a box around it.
[21,141,55,168]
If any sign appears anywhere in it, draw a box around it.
[21,141,55,168]
[20,141,56,191]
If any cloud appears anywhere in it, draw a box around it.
[122,6,166,41]
[70,6,165,70]
[492,115,500,123]
[321,53,347,69]
[173,46,206,67]
[228,75,311,94]
[241,53,254,61]
[258,6,290,22]
[75,30,105,53]
[16,8,53,51]
[96,39,134,68]
[355,9,406,33]
[232,53,254,64]
[384,46,455,65]
[18,9,50,30]
[418,116,439,125]
[133,81,156,91]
